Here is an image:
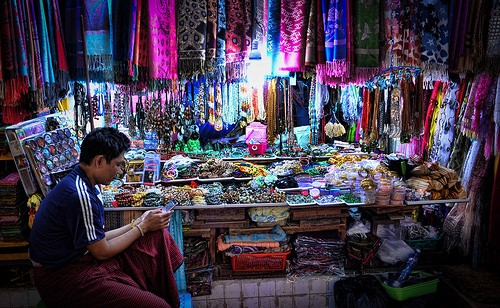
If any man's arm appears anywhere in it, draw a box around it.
[105,211,150,240]
[88,209,171,260]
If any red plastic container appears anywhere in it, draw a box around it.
[247,142,267,155]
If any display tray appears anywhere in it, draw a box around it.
[287,202,317,207]
[222,157,245,161]
[197,177,234,182]
[316,201,346,206]
[157,178,198,184]
[242,156,277,162]
[405,198,469,205]
[233,177,253,182]
[344,202,366,206]
[277,187,312,192]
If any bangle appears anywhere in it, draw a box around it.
[130,219,136,229]
[135,224,145,237]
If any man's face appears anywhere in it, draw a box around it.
[99,153,126,185]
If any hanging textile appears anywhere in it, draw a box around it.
[279,0,309,72]
[461,73,493,139]
[304,0,325,68]
[83,0,113,82]
[251,0,265,43]
[399,0,420,67]
[111,0,136,82]
[421,81,442,157]
[495,78,500,155]
[266,0,280,76]
[340,84,360,126]
[353,0,380,77]
[147,0,177,80]
[225,0,252,81]
[429,82,459,166]
[486,0,500,71]
[383,0,401,66]
[205,0,218,73]
[177,0,208,79]
[208,0,226,80]
[322,0,350,77]
[419,0,449,88]
[0,0,29,107]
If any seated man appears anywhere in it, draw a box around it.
[30,127,183,308]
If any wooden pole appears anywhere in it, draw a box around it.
[81,14,95,131]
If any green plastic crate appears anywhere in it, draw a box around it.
[404,237,442,251]
[382,271,439,301]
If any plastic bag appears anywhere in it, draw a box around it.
[334,275,389,308]
[294,125,311,149]
[376,239,414,265]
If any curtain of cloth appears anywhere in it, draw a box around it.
[111,0,137,83]
[420,0,449,88]
[266,0,280,76]
[279,0,310,72]
[177,0,208,79]
[147,0,177,80]
[225,0,252,81]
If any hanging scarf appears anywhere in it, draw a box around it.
[353,0,380,73]
[421,81,442,156]
[383,0,401,66]
[305,0,325,67]
[495,78,500,155]
[279,0,309,72]
[177,0,208,78]
[112,0,137,82]
[429,82,459,166]
[304,0,318,66]
[50,0,70,97]
[0,0,29,107]
[322,0,349,77]
[482,77,498,159]
[133,0,149,82]
[399,0,420,67]
[83,0,113,82]
[266,0,280,76]
[213,0,226,80]
[205,0,218,73]
[486,0,500,72]
[225,0,252,81]
[420,0,449,88]
[449,0,470,71]
[35,0,56,105]
[462,74,493,138]
[147,0,177,80]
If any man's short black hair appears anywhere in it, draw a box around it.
[79,127,131,164]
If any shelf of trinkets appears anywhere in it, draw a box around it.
[23,127,79,188]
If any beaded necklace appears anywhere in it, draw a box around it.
[265,78,278,145]
[207,82,215,124]
[214,82,223,131]
[197,81,206,124]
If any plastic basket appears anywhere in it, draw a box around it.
[404,237,442,251]
[247,142,267,155]
[230,251,290,272]
[179,291,192,308]
[382,271,439,301]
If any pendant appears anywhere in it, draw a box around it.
[214,118,223,131]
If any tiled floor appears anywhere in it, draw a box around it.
[0,287,40,308]
[0,276,336,308]
[191,276,337,308]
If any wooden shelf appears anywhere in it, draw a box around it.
[0,153,13,161]
[0,241,29,262]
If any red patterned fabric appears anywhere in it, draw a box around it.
[33,229,183,308]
